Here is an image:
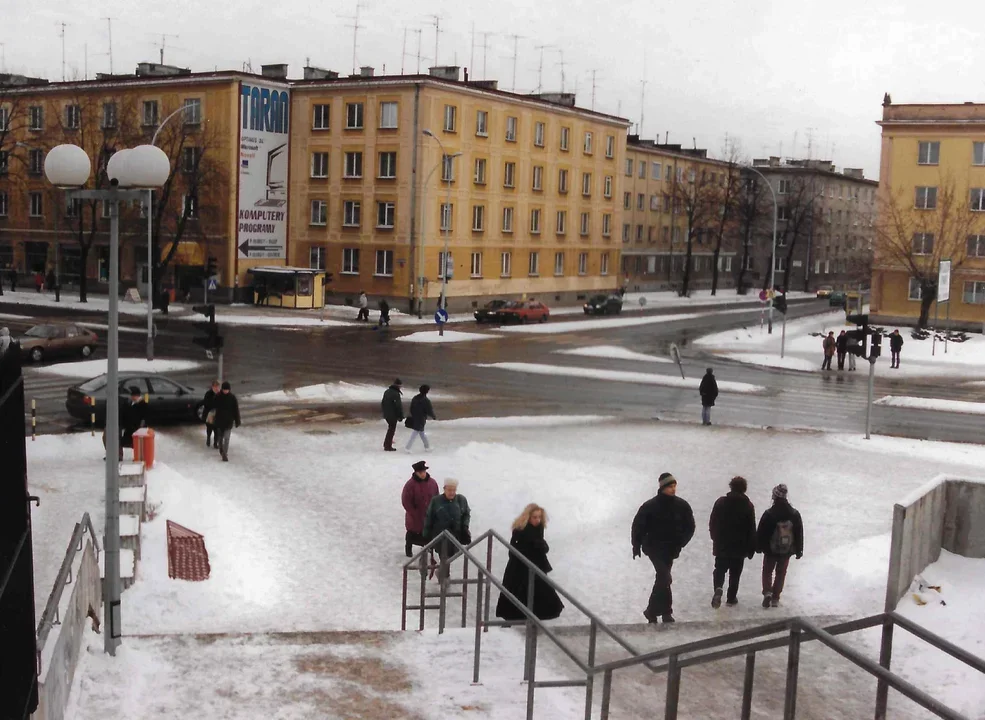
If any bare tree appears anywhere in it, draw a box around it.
[709,143,742,295]
[670,166,723,296]
[735,173,770,295]
[876,175,984,327]
[775,175,822,293]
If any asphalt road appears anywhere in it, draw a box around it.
[4,296,984,444]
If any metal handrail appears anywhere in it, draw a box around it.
[36,513,100,649]
[889,611,985,674]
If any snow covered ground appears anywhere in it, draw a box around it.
[248,381,460,404]
[395,329,500,343]
[624,289,814,309]
[27,357,201,379]
[0,289,170,316]
[697,309,985,379]
[475,362,763,393]
[875,395,985,416]
[555,345,672,364]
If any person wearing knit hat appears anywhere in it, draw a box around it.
[756,483,804,608]
[631,471,695,623]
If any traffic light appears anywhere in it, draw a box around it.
[205,255,217,278]
[192,303,222,351]
[774,293,787,314]
[870,331,882,359]
[846,329,867,357]
[846,313,869,326]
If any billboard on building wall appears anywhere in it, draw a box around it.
[237,82,290,260]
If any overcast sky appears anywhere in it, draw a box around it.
[4,0,980,179]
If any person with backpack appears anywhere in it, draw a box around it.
[405,384,436,451]
[756,484,804,608]
[201,379,221,449]
[708,476,757,608]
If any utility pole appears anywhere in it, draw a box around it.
[508,34,524,92]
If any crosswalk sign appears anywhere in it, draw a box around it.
[207,276,218,291]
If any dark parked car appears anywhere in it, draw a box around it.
[66,373,202,426]
[495,300,550,323]
[474,299,509,323]
[18,324,99,363]
[828,291,847,307]
[583,294,623,315]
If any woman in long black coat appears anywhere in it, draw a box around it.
[495,504,564,621]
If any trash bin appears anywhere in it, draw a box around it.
[132,427,155,469]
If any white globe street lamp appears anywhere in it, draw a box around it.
[43,143,168,657]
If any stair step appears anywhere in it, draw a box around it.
[119,485,147,520]
[119,461,146,488]
[99,548,135,590]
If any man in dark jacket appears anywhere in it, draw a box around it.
[699,368,719,426]
[378,299,391,327]
[709,476,757,608]
[104,386,146,460]
[402,460,439,557]
[381,378,404,452]
[756,484,804,608]
[423,478,471,583]
[822,331,836,370]
[889,329,904,369]
[836,330,848,370]
[631,472,695,623]
[202,379,220,449]
[405,384,436,451]
[212,381,241,462]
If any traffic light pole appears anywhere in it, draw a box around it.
[865,356,876,440]
[780,313,787,358]
[218,349,224,384]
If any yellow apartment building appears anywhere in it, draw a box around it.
[873,99,985,329]
[290,67,628,312]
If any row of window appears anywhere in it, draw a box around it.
[622,254,738,275]
[911,233,985,257]
[0,146,201,176]
[909,277,985,304]
[0,98,203,133]
[814,259,852,275]
[0,192,197,219]
[916,141,985,167]
[914,186,985,211]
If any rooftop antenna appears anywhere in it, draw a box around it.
[478,31,495,81]
[415,28,424,73]
[470,22,475,78]
[343,1,364,75]
[508,34,525,92]
[103,17,113,74]
[0,43,5,73]
[58,22,67,81]
[429,14,442,67]
[792,130,798,159]
[84,43,87,79]
[806,127,815,160]
[534,43,553,93]
[152,33,180,65]
[555,47,566,93]
[401,28,407,74]
[589,69,600,111]
[639,51,647,137]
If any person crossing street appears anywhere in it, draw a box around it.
[212,381,241,462]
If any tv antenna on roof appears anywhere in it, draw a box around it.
[102,17,113,74]
[507,34,525,92]
[343,1,365,75]
[429,14,443,67]
[150,33,180,65]
[533,43,554,93]
[555,47,566,93]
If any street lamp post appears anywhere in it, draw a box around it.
[744,165,778,334]
[44,143,169,656]
[421,130,461,336]
[417,159,441,319]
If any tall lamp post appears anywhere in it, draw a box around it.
[743,165,778,333]
[421,129,461,335]
[44,143,169,656]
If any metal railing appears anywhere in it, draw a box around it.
[401,529,985,720]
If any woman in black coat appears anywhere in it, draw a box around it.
[495,504,564,621]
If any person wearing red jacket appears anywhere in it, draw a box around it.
[401,460,439,557]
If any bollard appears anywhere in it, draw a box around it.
[31,398,36,441]
[88,396,95,436]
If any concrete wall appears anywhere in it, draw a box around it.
[885,476,985,610]
[33,540,101,720]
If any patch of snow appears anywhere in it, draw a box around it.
[555,345,671,363]
[875,395,985,416]
[248,381,459,403]
[476,361,764,393]
[76,322,150,334]
[0,289,177,316]
[28,357,201,379]
[0,312,33,321]
[828,433,985,468]
[625,289,815,308]
[499,307,755,335]
[395,329,500,343]
[723,352,821,372]
[438,415,610,428]
[175,313,349,328]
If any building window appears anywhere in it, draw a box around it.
[963,281,985,304]
[375,250,394,276]
[967,235,985,257]
[606,135,615,159]
[534,121,545,147]
[182,194,198,218]
[650,195,660,212]
[183,98,202,125]
[100,102,117,129]
[65,197,81,218]
[501,251,512,277]
[505,116,517,142]
[694,256,702,271]
[623,192,631,210]
[313,104,330,130]
[346,102,364,129]
[663,226,670,242]
[554,252,564,276]
[774,256,785,272]
[28,148,43,175]
[29,105,43,130]
[0,151,7,174]
[637,193,644,210]
[600,252,610,275]
[639,160,646,179]
[560,126,570,151]
[915,186,938,209]
[532,165,543,191]
[529,252,540,276]
[604,175,612,198]
[344,151,363,178]
[310,200,327,225]
[443,105,457,132]
[971,188,985,212]
[474,158,487,185]
[504,161,516,188]
[625,158,633,176]
[182,147,200,173]
[29,192,43,217]
[602,214,612,237]
[777,206,791,221]
[502,206,514,233]
[582,172,592,197]
[141,100,158,126]
[556,211,566,235]
[777,179,791,195]
[622,224,630,242]
[343,200,361,227]
[651,162,661,180]
[440,203,453,231]
[0,192,7,217]
[584,131,593,155]
[530,208,541,234]
[974,142,985,166]
[441,154,456,182]
[917,141,940,165]
[636,225,643,242]
[377,201,395,228]
[342,248,360,274]
[558,168,569,194]
[666,166,673,181]
[912,233,934,255]
[578,252,588,275]
[379,101,398,129]
[470,252,483,278]
[378,151,397,178]
[720,256,733,272]
[475,110,488,136]
[908,277,922,300]
[310,246,327,270]
[311,152,329,178]
[472,205,485,231]
[580,212,590,236]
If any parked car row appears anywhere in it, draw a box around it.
[17,324,99,363]
[474,300,551,324]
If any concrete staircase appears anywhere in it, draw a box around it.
[98,460,148,591]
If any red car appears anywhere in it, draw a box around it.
[496,300,550,324]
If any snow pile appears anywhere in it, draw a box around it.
[0,289,173,316]
[555,345,671,364]
[875,396,985,416]
[248,381,459,403]
[722,352,819,372]
[395,329,499,343]
[176,313,348,328]
[29,357,201,379]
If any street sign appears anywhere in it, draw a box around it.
[207,276,218,291]
[669,343,685,380]
[434,308,449,325]
[237,240,281,259]
[758,289,767,301]
[938,259,951,303]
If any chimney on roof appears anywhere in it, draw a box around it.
[136,62,191,77]
[469,79,499,91]
[531,92,576,108]
[303,66,339,80]
[359,66,375,77]
[843,168,864,179]
[261,63,289,79]
[429,66,461,81]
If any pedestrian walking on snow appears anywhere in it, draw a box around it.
[495,504,564,621]
[889,329,904,369]
[378,299,391,327]
[757,484,804,608]
[405,384,436,451]
[709,476,757,608]
[699,368,719,426]
[836,330,848,371]
[202,379,220,449]
[423,478,471,583]
[381,378,404,451]
[631,472,695,624]
[357,291,369,321]
[821,331,836,370]
[212,381,241,462]
[402,461,439,557]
